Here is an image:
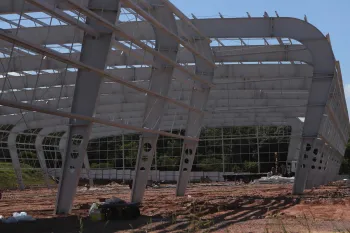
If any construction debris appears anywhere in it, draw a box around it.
[89,197,140,221]
[0,212,35,223]
[256,175,294,184]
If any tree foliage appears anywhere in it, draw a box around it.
[340,141,350,175]
[2,126,290,173]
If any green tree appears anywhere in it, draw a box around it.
[340,141,350,175]
[19,151,40,168]
[198,157,222,171]
[243,161,258,173]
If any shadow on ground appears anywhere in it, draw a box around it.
[0,195,299,233]
[0,215,154,233]
[146,195,299,233]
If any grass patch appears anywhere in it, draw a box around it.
[0,162,54,189]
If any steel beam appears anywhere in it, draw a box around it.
[0,98,308,126]
[121,0,216,68]
[0,100,199,141]
[0,64,313,94]
[54,1,121,214]
[65,0,214,88]
[0,0,68,14]
[25,0,99,37]
[0,31,203,115]
[0,45,311,72]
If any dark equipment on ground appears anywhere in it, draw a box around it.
[97,198,140,220]
[223,173,267,183]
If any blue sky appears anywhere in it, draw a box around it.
[171,0,350,111]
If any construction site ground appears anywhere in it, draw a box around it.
[0,181,350,233]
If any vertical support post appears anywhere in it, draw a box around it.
[292,34,335,194]
[55,1,120,214]
[8,130,25,190]
[286,118,303,166]
[154,149,158,181]
[122,133,125,183]
[130,0,179,203]
[176,30,215,196]
[256,126,260,173]
[83,153,93,187]
[221,126,225,174]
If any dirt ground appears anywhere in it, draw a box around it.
[0,181,350,233]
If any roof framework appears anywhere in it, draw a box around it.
[0,0,348,214]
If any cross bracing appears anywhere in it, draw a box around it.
[0,0,348,214]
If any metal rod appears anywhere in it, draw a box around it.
[113,41,154,66]
[65,0,215,88]
[161,0,211,44]
[25,0,99,37]
[0,99,199,142]
[0,30,203,115]
[121,0,216,68]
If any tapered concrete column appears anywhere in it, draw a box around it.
[7,130,24,190]
[176,27,215,196]
[305,139,325,189]
[130,0,179,203]
[55,1,120,214]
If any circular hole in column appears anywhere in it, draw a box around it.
[302,164,306,168]
[312,157,317,162]
[304,154,308,160]
[183,168,188,171]
[318,166,321,170]
[140,167,145,171]
[143,143,152,152]
[320,160,323,164]
[184,158,189,164]
[311,165,315,169]
[306,144,312,151]
[185,149,193,156]
[313,148,318,155]
[71,150,79,159]
[72,135,83,146]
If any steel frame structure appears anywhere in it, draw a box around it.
[0,0,348,214]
